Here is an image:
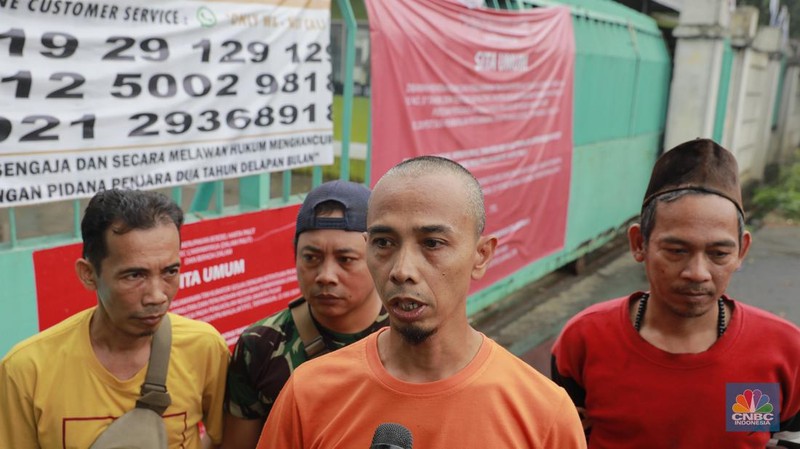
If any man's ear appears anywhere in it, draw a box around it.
[472,235,498,280]
[737,230,752,267]
[628,224,646,263]
[75,258,98,291]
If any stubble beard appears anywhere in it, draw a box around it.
[396,324,437,346]
[667,296,717,319]
[670,302,714,319]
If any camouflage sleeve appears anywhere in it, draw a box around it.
[225,331,266,419]
[225,319,294,420]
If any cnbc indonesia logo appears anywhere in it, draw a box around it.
[732,389,773,423]
[727,384,780,432]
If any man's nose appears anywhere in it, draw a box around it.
[389,244,419,285]
[142,277,170,306]
[681,253,712,283]
[315,258,339,285]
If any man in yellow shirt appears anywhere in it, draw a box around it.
[0,189,229,448]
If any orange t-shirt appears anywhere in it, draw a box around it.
[258,328,586,449]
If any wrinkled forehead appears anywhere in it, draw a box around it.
[296,226,368,250]
[369,173,470,227]
[371,172,432,208]
[650,193,742,242]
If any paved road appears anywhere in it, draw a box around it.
[474,220,800,376]
[727,223,800,324]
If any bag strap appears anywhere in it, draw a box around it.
[136,314,172,415]
[288,298,329,360]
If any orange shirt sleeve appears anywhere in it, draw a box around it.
[256,376,304,449]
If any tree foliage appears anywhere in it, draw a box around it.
[737,0,800,39]
[752,155,800,221]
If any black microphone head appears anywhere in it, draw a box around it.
[370,423,413,449]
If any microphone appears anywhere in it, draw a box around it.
[370,423,413,449]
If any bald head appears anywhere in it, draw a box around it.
[372,156,486,235]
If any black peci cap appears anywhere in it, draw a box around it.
[642,138,744,216]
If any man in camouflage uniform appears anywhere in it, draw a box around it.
[222,181,388,449]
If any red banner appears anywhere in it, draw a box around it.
[366,0,575,291]
[33,206,300,346]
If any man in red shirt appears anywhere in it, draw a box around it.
[552,138,800,448]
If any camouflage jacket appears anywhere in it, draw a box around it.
[225,298,388,419]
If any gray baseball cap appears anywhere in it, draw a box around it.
[294,180,371,245]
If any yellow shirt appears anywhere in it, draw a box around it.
[0,308,229,449]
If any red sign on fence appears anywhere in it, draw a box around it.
[33,206,300,346]
[367,0,576,291]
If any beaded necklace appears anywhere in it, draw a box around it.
[633,293,727,338]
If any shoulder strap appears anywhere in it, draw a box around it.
[288,298,329,359]
[136,314,172,415]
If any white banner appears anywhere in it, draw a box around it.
[0,0,333,206]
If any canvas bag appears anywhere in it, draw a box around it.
[90,315,172,449]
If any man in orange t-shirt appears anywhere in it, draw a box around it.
[256,156,586,449]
